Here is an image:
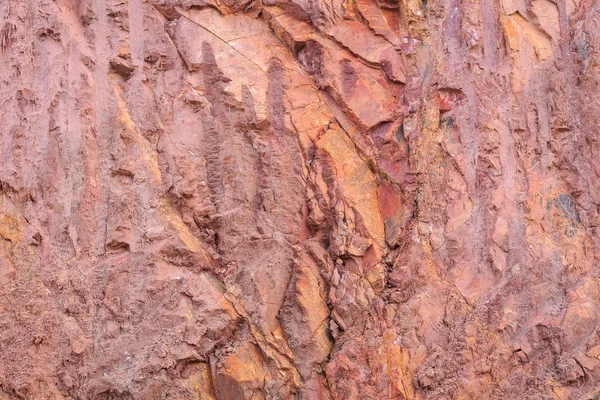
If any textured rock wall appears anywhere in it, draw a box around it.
[1,0,600,398]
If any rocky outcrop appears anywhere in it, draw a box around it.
[1,0,600,398]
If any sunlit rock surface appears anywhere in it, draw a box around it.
[1,0,600,398]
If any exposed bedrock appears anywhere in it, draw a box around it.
[1,0,600,398]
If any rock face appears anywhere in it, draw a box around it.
[1,0,600,398]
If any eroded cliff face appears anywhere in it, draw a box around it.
[1,0,600,398]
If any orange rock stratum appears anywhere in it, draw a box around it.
[1,0,600,398]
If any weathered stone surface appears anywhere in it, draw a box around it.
[2,0,600,398]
